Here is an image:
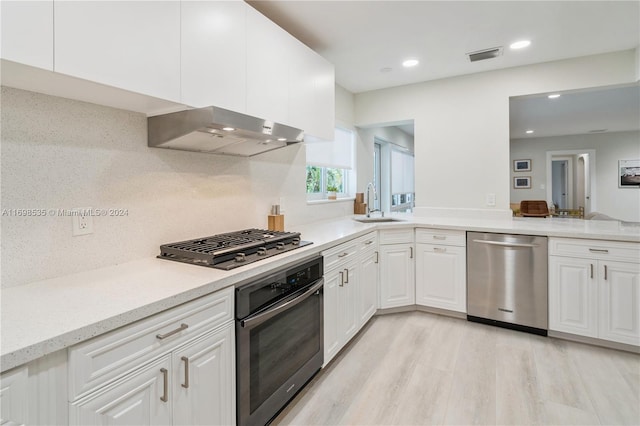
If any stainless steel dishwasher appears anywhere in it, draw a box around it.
[467,232,548,335]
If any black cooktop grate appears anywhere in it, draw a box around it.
[158,228,305,268]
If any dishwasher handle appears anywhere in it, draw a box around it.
[472,239,539,249]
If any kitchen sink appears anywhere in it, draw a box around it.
[354,217,404,223]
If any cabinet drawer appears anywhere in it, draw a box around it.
[549,238,640,262]
[356,232,378,253]
[415,228,465,246]
[322,240,359,272]
[68,287,233,401]
[379,229,414,245]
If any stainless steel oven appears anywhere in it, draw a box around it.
[236,256,324,426]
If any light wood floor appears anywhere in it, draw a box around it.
[273,311,640,425]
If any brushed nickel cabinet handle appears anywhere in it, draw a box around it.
[434,247,447,253]
[589,248,609,254]
[156,323,188,340]
[181,356,190,389]
[339,271,344,287]
[433,235,446,240]
[410,247,413,259]
[338,252,348,258]
[365,240,374,245]
[604,265,608,280]
[375,251,379,264]
[590,263,594,279]
[344,269,349,284]
[160,368,169,402]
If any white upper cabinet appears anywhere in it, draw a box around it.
[1,0,53,70]
[245,5,290,124]
[181,1,246,111]
[288,38,335,140]
[54,1,181,102]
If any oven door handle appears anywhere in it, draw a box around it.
[240,279,324,329]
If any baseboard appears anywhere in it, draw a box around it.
[375,304,465,320]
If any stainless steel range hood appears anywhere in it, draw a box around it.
[148,106,304,157]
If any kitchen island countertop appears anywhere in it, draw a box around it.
[2,214,638,372]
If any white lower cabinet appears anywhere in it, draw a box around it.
[379,233,415,309]
[549,238,640,346]
[0,365,28,425]
[414,228,467,313]
[323,232,378,365]
[359,249,379,324]
[70,356,173,425]
[415,244,466,312]
[69,289,236,426]
[0,350,68,426]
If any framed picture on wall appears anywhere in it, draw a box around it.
[513,176,531,189]
[619,159,640,188]
[513,159,532,172]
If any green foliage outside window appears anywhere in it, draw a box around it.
[306,166,346,194]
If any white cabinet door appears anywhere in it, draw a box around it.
[54,1,181,102]
[70,356,172,426]
[174,326,235,426]
[549,256,598,338]
[379,244,415,309]
[181,1,246,111]
[359,250,379,325]
[339,261,359,344]
[1,0,53,70]
[599,261,640,346]
[415,244,466,313]
[323,268,341,364]
[245,5,290,123]
[0,365,28,425]
[288,40,335,139]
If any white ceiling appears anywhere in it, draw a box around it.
[247,1,640,94]
[510,84,640,139]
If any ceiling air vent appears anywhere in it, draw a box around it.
[467,47,503,62]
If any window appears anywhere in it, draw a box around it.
[306,166,347,197]
[305,127,354,200]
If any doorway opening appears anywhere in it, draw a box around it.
[546,150,596,214]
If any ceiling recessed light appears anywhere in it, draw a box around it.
[222,127,235,131]
[526,130,534,134]
[510,40,531,50]
[548,94,561,99]
[402,59,419,68]
[277,138,287,141]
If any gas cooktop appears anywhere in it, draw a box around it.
[158,228,312,270]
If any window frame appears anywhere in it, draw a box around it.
[306,165,349,201]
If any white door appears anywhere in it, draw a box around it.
[174,326,235,426]
[415,244,466,313]
[339,261,359,344]
[70,356,172,426]
[379,244,415,309]
[54,1,181,102]
[548,256,598,338]
[359,250,379,325]
[323,268,341,364]
[599,261,640,346]
[0,366,28,425]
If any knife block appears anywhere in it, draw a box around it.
[268,214,285,232]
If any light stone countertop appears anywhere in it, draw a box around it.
[2,214,638,372]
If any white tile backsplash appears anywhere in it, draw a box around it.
[1,87,349,287]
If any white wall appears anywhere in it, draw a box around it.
[511,131,640,222]
[355,50,637,219]
[0,87,352,287]
[335,84,355,127]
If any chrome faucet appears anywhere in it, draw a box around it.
[366,182,380,218]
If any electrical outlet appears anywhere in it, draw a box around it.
[486,193,496,207]
[72,208,94,236]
